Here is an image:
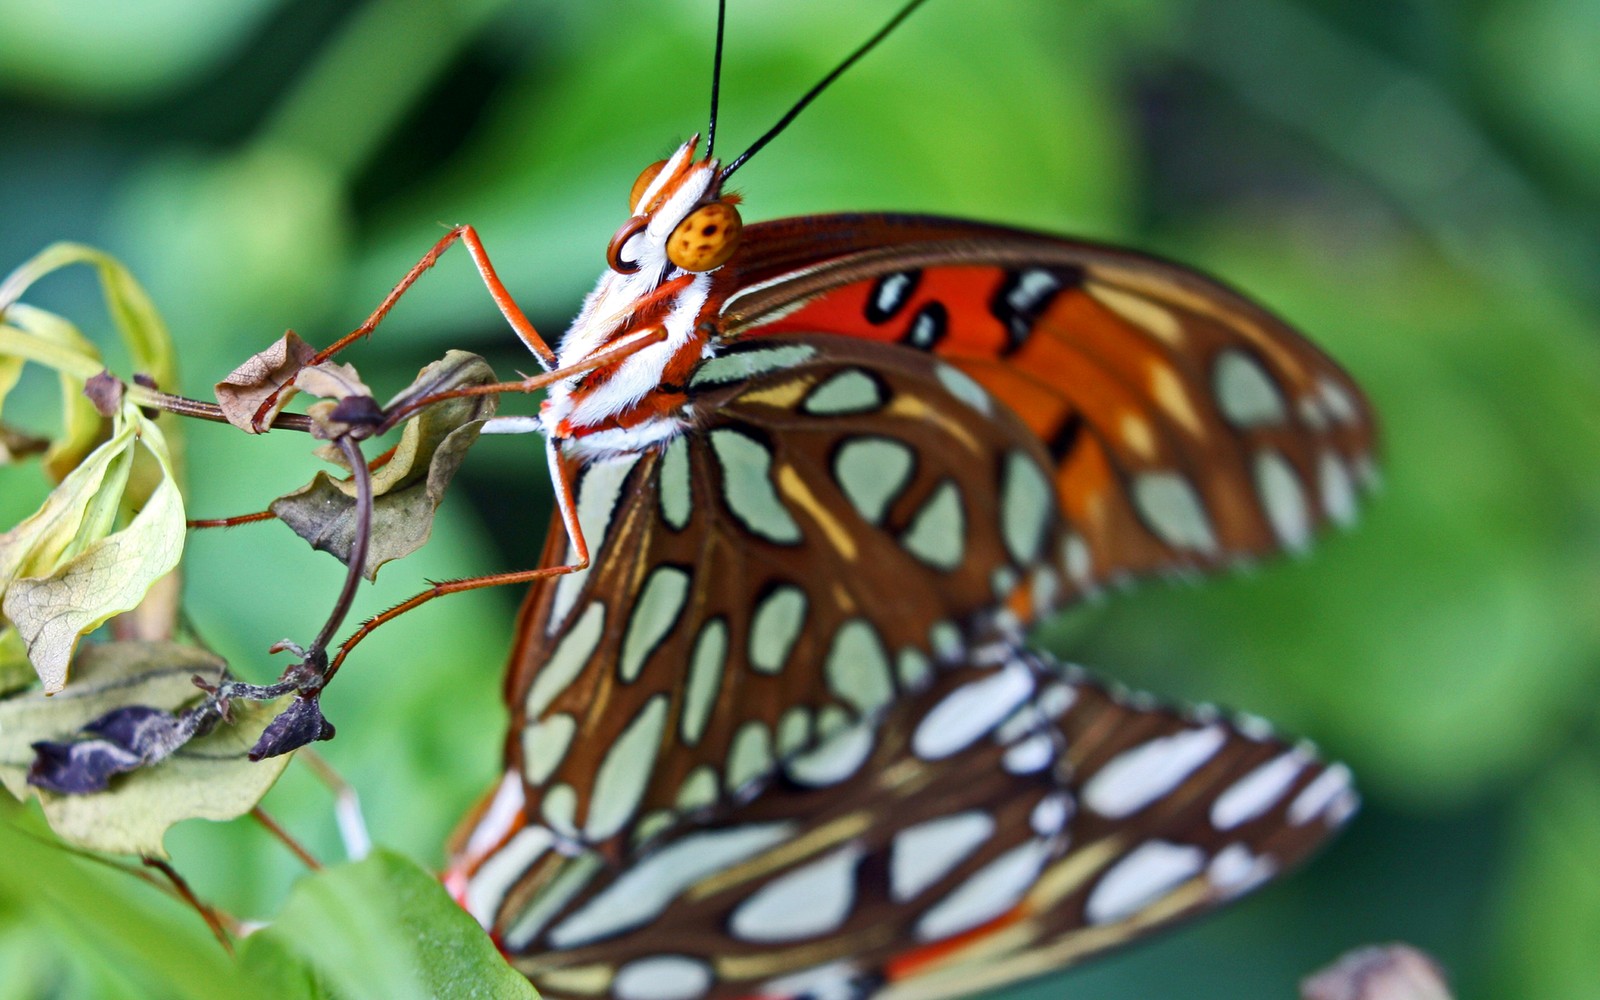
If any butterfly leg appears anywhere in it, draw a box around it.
[250,225,552,428]
[324,438,590,675]
[186,445,403,529]
[377,325,669,428]
[318,223,556,369]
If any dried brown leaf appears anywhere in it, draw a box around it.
[214,331,316,433]
[84,370,126,417]
[293,361,370,402]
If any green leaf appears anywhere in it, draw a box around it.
[1,303,108,481]
[0,242,176,391]
[0,641,293,856]
[0,628,31,695]
[1491,758,1600,999]
[0,416,137,593]
[1,412,184,690]
[0,353,21,415]
[238,850,539,1000]
[270,351,496,580]
[0,806,263,1000]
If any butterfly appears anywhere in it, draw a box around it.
[331,2,1377,997]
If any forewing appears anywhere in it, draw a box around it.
[719,214,1378,592]
[503,336,1070,853]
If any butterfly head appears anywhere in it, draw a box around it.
[606,135,742,278]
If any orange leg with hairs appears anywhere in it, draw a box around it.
[250,224,555,428]
[324,438,588,679]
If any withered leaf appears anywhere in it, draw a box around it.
[270,351,498,580]
[249,696,334,760]
[293,361,370,402]
[30,699,224,795]
[0,641,293,856]
[214,331,316,433]
[1,413,184,691]
[2,302,109,481]
[297,363,380,439]
[28,734,145,795]
[84,370,126,417]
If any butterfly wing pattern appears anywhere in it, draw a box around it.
[461,647,1354,1000]
[431,109,1375,1000]
[498,336,1077,855]
[722,216,1377,591]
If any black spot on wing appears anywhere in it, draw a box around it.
[1046,411,1085,462]
[865,270,923,325]
[902,300,949,351]
[990,266,1083,354]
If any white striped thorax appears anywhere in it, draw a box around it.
[540,136,730,456]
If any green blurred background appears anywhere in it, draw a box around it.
[2,0,1598,997]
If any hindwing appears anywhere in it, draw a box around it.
[459,646,1355,1000]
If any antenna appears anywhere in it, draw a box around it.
[706,0,728,159]
[719,0,930,180]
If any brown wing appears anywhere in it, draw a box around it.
[502,336,1073,855]
[717,214,1378,594]
[454,647,1355,1000]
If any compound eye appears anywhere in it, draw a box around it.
[629,159,669,212]
[667,201,742,272]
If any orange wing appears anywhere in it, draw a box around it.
[718,214,1377,593]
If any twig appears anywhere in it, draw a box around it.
[132,386,315,433]
[310,434,372,665]
[142,857,236,955]
[250,807,322,871]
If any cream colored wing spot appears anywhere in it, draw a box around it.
[1130,472,1219,555]
[901,480,967,570]
[1082,726,1227,819]
[1084,840,1207,925]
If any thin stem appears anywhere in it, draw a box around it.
[187,510,278,530]
[142,857,236,955]
[133,386,316,433]
[251,807,323,871]
[309,434,372,659]
[186,443,396,530]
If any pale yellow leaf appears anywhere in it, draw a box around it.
[2,414,184,691]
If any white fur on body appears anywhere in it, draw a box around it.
[540,140,720,458]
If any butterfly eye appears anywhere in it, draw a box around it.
[630,159,669,212]
[667,201,742,272]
